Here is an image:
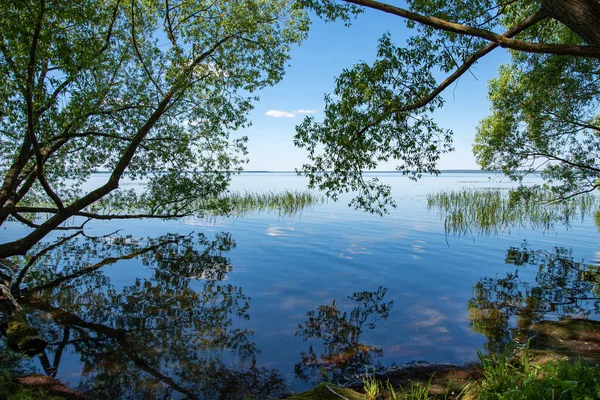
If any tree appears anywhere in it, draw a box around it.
[295,0,600,213]
[0,0,309,259]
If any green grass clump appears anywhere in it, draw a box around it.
[468,343,600,400]
[362,368,434,400]
[363,368,381,400]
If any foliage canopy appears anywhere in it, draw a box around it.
[0,0,309,258]
[295,0,600,213]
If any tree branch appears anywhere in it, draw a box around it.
[22,0,66,211]
[131,0,165,96]
[22,299,197,398]
[37,0,121,116]
[524,147,600,174]
[343,0,600,59]
[22,240,175,295]
[357,9,549,138]
[8,211,87,231]
[10,207,189,220]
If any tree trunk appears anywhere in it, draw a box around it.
[0,311,48,356]
[541,0,600,48]
[0,260,47,356]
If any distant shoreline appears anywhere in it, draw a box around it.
[89,169,519,174]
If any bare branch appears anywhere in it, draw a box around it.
[22,238,179,295]
[7,211,86,231]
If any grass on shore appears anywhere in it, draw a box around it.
[465,344,600,400]
[286,346,600,400]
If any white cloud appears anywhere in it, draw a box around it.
[264,109,318,118]
[265,110,296,118]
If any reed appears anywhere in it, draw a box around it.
[194,190,325,217]
[427,188,599,236]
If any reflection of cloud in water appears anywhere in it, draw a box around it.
[280,296,311,310]
[435,326,449,333]
[393,228,409,239]
[347,243,371,255]
[411,334,453,343]
[413,223,431,232]
[412,245,425,254]
[191,269,229,281]
[259,290,281,295]
[409,304,449,330]
[183,216,230,227]
[398,305,458,350]
[265,226,296,237]
[387,345,421,357]
[339,242,372,259]
[410,240,427,260]
[412,307,446,328]
[303,228,321,235]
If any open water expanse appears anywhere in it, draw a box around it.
[2,172,599,398]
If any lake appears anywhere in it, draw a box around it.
[2,172,599,399]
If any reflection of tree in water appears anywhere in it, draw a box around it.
[468,242,600,354]
[3,232,286,399]
[295,286,393,384]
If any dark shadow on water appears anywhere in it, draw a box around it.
[468,241,600,354]
[3,232,286,400]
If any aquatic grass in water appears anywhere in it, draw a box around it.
[194,190,325,218]
[427,189,600,236]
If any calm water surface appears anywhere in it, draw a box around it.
[2,172,599,398]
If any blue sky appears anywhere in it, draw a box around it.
[237,7,512,171]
